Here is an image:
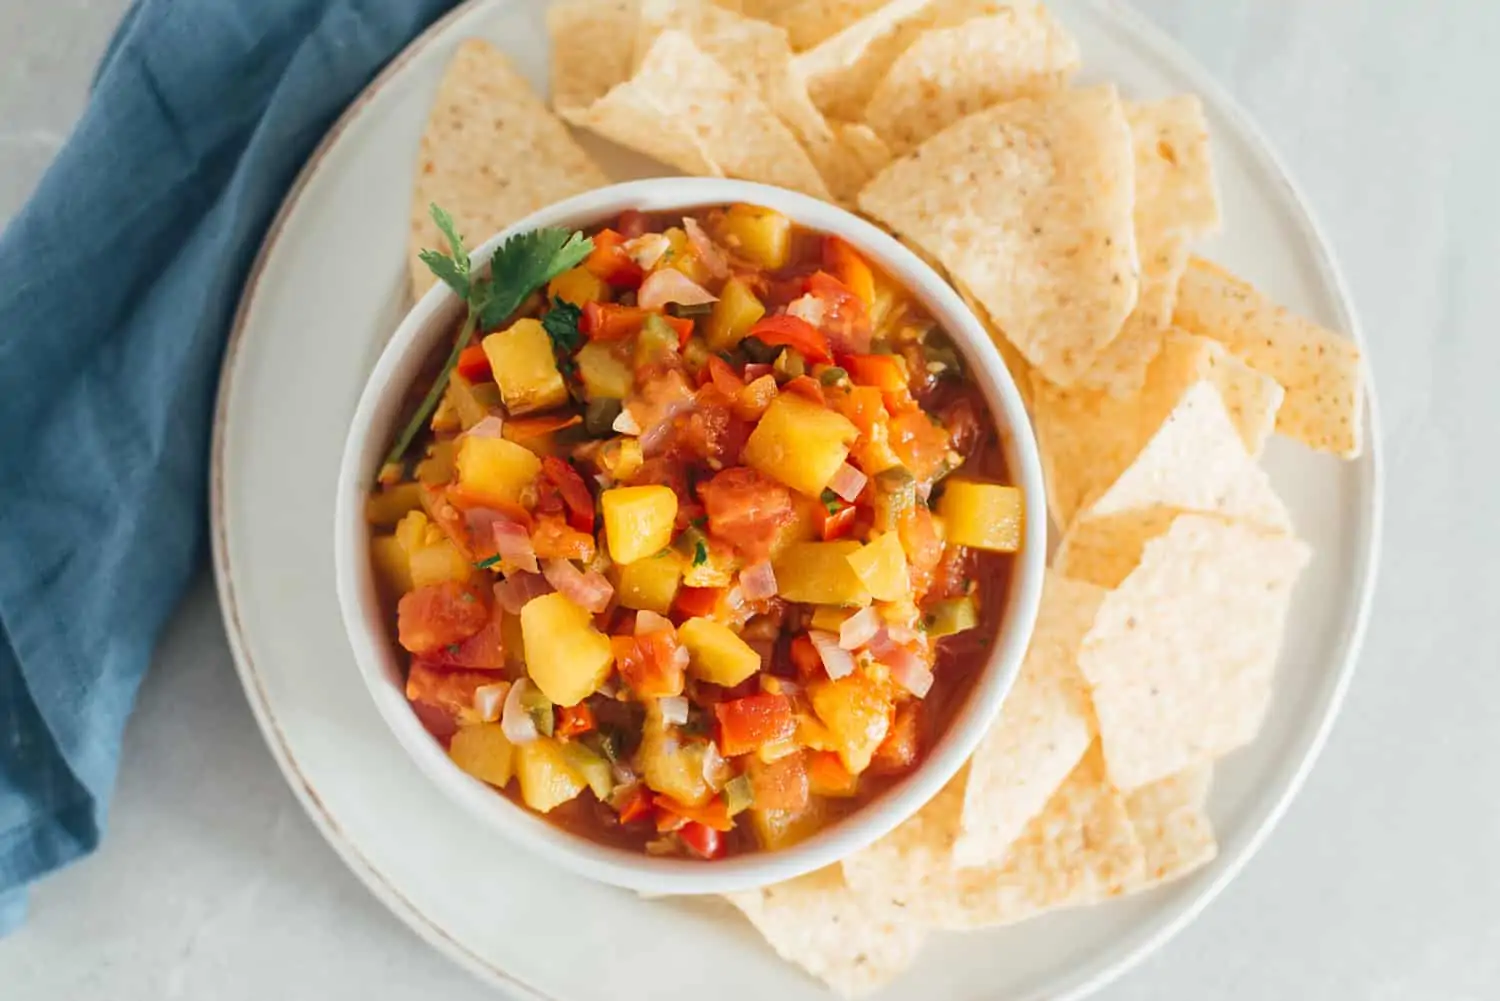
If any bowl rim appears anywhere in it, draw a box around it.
[333,177,1047,895]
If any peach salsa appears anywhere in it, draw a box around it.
[365,202,1025,860]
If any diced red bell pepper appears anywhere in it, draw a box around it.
[674,586,726,619]
[705,355,746,394]
[746,314,832,364]
[616,784,655,825]
[555,703,596,738]
[582,302,648,341]
[678,821,726,859]
[815,502,858,541]
[541,456,596,534]
[842,353,908,393]
[715,693,796,757]
[665,313,695,349]
[789,634,823,681]
[583,228,644,288]
[456,343,491,382]
[507,413,583,441]
[654,794,735,832]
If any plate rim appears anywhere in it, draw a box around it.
[207,1,1385,998]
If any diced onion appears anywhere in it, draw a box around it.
[828,463,868,503]
[542,558,614,615]
[635,609,674,635]
[492,518,537,574]
[739,560,778,601]
[463,414,505,439]
[683,217,730,278]
[473,681,511,723]
[838,606,882,650]
[492,571,552,614]
[673,643,691,671]
[810,629,855,680]
[502,680,540,744]
[611,763,638,787]
[701,741,728,790]
[613,408,642,435]
[786,293,826,328]
[659,695,690,725]
[884,646,935,698]
[638,268,718,311]
[625,232,671,270]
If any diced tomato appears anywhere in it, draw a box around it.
[822,236,876,307]
[426,602,507,671]
[715,693,796,756]
[814,502,858,541]
[616,784,654,825]
[746,314,832,363]
[748,751,809,812]
[678,821,726,859]
[530,513,595,561]
[675,586,726,619]
[616,209,652,239]
[898,505,945,597]
[888,410,952,481]
[842,353,907,393]
[582,301,648,341]
[555,703,596,738]
[829,384,887,436]
[667,387,751,466]
[789,634,824,682]
[869,701,922,775]
[698,467,794,561]
[583,228,645,288]
[541,456,596,534]
[405,662,494,739]
[397,581,491,655]
[804,271,871,353]
[780,375,825,405]
[613,631,685,698]
[705,355,746,395]
[455,343,491,382]
[806,750,858,797]
[654,794,734,833]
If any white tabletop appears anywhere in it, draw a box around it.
[3,2,1497,998]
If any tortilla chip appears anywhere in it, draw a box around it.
[768,0,893,50]
[863,6,1080,156]
[1084,379,1291,531]
[1124,764,1217,888]
[578,31,831,198]
[726,866,927,997]
[1033,331,1285,528]
[953,572,1103,868]
[409,40,609,300]
[954,279,1034,408]
[549,0,642,117]
[1053,507,1178,588]
[859,84,1139,386]
[1074,96,1220,394]
[1174,257,1364,457]
[844,747,1145,929]
[1077,515,1311,791]
[816,122,893,201]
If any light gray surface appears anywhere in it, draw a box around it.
[2,2,1496,999]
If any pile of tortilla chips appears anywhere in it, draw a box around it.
[404,1,1365,994]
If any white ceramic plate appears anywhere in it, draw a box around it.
[210,2,1383,998]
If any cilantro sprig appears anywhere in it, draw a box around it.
[382,205,593,469]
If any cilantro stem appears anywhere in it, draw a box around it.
[383,310,478,469]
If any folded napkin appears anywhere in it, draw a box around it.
[0,0,458,934]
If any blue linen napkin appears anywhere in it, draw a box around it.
[0,0,459,934]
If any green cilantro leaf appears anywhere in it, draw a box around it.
[693,540,709,567]
[382,206,594,470]
[820,488,843,515]
[473,555,502,570]
[542,298,584,355]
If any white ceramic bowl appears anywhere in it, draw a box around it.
[334,177,1047,895]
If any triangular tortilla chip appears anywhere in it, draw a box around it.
[1174,256,1364,457]
[408,40,608,300]
[768,0,893,50]
[954,278,1034,409]
[953,572,1102,868]
[863,5,1080,156]
[577,31,831,198]
[726,866,927,997]
[1077,515,1311,790]
[859,84,1139,386]
[549,0,643,117]
[1033,330,1285,528]
[1075,95,1221,394]
[1124,764,1218,888]
[1053,506,1179,588]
